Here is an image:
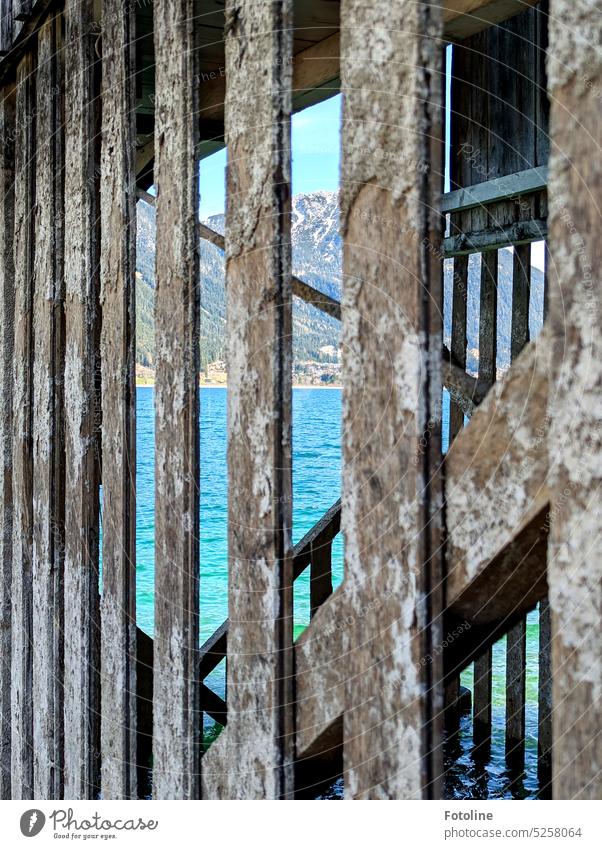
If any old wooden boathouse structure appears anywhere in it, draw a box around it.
[0,0,600,800]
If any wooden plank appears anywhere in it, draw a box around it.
[0,1,14,56]
[310,537,332,618]
[32,12,64,800]
[445,334,549,610]
[546,0,602,799]
[441,167,547,214]
[444,0,540,40]
[99,0,137,799]
[221,0,294,801]
[340,0,444,799]
[505,618,526,770]
[152,0,200,800]
[449,254,468,440]
[473,648,492,756]
[443,218,547,256]
[0,79,15,800]
[537,597,552,798]
[11,49,35,801]
[62,0,101,800]
[479,250,498,385]
[511,244,531,360]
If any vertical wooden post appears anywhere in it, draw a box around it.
[538,598,552,797]
[223,0,294,800]
[310,537,333,618]
[471,249,497,757]
[505,619,526,770]
[152,0,200,800]
[63,0,102,800]
[449,254,468,439]
[0,80,16,800]
[547,0,602,799]
[32,13,65,800]
[473,649,492,756]
[11,50,36,801]
[511,243,531,360]
[100,0,137,799]
[340,0,444,798]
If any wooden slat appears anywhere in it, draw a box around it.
[340,0,444,799]
[32,12,64,799]
[505,618,526,770]
[152,0,200,800]
[449,254,468,440]
[473,648,492,756]
[63,0,101,800]
[310,538,332,618]
[537,597,552,797]
[511,244,531,360]
[441,167,547,214]
[11,49,35,801]
[546,0,601,798]
[443,218,547,256]
[0,79,15,800]
[0,0,13,56]
[479,250,498,386]
[222,0,294,800]
[99,0,137,799]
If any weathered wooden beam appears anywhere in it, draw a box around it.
[222,0,294,800]
[473,649,492,756]
[32,12,64,800]
[0,78,15,800]
[511,244,531,360]
[63,0,101,800]
[152,0,201,800]
[443,218,547,256]
[444,0,541,40]
[340,0,444,799]
[442,167,547,214]
[99,0,137,799]
[11,49,35,801]
[546,0,602,800]
[505,618,526,770]
[537,597,552,798]
[449,254,469,439]
[445,334,550,611]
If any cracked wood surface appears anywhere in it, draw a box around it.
[99,0,137,799]
[339,0,444,799]
[221,0,294,800]
[0,79,15,800]
[11,51,35,800]
[152,0,201,800]
[32,13,64,799]
[62,0,101,800]
[546,0,602,800]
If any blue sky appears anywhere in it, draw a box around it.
[199,95,341,219]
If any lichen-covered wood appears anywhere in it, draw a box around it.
[546,0,602,801]
[0,80,15,800]
[62,0,101,801]
[339,0,444,799]
[99,0,137,799]
[152,0,201,800]
[11,50,35,800]
[221,0,294,800]
[32,13,64,799]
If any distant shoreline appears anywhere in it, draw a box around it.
[136,380,342,390]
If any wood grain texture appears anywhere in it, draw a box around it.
[221,0,294,800]
[546,0,602,800]
[62,0,101,800]
[505,617,526,769]
[0,79,15,800]
[339,0,444,799]
[537,597,552,797]
[11,50,35,800]
[152,0,200,800]
[99,0,137,799]
[32,13,64,800]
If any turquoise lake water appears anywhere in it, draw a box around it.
[132,385,541,798]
